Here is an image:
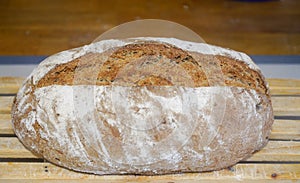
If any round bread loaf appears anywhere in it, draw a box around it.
[11,37,273,175]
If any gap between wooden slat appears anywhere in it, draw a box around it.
[0,158,44,163]
[0,138,299,162]
[1,96,300,115]
[0,78,300,95]
[0,162,299,181]
[1,113,300,140]
[275,116,300,120]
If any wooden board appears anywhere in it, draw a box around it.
[0,97,13,114]
[0,77,24,94]
[1,0,300,55]
[270,119,300,140]
[0,114,14,135]
[0,77,299,182]
[267,79,300,96]
[0,163,299,182]
[272,97,300,116]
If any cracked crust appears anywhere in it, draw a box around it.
[36,43,268,96]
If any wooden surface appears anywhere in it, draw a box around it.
[0,77,299,182]
[0,0,299,56]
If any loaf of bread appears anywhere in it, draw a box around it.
[12,37,273,175]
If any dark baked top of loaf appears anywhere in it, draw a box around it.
[37,42,267,95]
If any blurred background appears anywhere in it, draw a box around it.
[0,0,299,78]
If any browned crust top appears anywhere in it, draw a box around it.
[37,43,268,95]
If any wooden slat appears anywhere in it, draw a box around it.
[247,141,300,162]
[0,77,21,94]
[272,97,300,116]
[266,78,300,96]
[0,114,14,134]
[1,96,300,116]
[0,96,13,114]
[0,77,24,94]
[267,78,300,88]
[1,137,299,162]
[270,120,300,140]
[0,78,300,96]
[0,77,19,94]
[266,78,300,88]
[0,137,36,158]
[0,162,299,182]
[270,87,300,96]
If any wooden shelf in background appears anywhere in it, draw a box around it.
[1,0,299,55]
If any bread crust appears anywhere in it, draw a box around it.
[11,37,273,175]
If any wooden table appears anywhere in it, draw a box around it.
[0,0,299,56]
[0,77,299,182]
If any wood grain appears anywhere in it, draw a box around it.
[266,79,300,88]
[0,77,22,94]
[266,79,300,96]
[246,141,300,162]
[269,119,300,141]
[0,114,14,135]
[272,97,300,116]
[0,96,13,114]
[0,137,37,158]
[0,77,24,94]
[0,163,299,182]
[0,0,299,55]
